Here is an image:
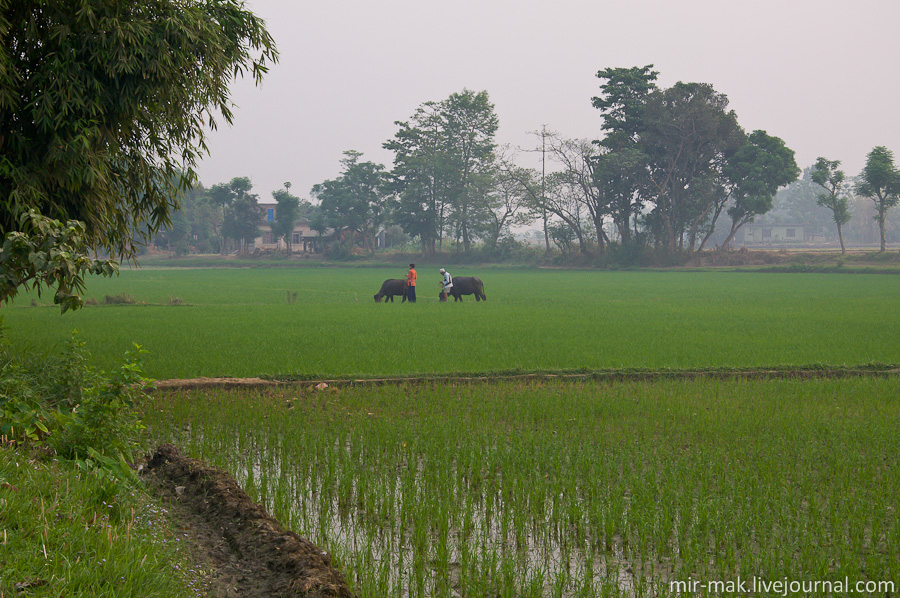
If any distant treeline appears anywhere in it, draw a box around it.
[152,66,900,261]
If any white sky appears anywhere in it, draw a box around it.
[196,0,900,203]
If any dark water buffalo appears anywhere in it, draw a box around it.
[374,279,408,303]
[442,276,486,301]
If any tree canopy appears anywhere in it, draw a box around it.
[0,0,276,306]
[591,67,798,254]
[384,90,498,254]
[810,157,851,254]
[312,151,391,255]
[854,146,900,252]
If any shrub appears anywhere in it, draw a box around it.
[0,326,151,483]
[103,292,137,304]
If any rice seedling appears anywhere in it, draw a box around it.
[145,376,900,597]
[5,267,900,379]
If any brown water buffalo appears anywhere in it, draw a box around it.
[442,276,486,301]
[374,279,408,303]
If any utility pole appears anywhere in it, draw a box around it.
[521,126,553,251]
[541,125,549,251]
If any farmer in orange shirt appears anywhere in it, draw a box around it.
[406,263,417,303]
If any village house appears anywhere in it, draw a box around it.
[741,223,807,246]
[254,203,333,253]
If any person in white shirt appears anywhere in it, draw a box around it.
[439,268,453,301]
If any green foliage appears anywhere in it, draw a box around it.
[811,157,851,252]
[596,236,654,267]
[0,330,151,482]
[212,177,263,254]
[722,130,801,246]
[592,65,659,140]
[592,67,799,254]
[312,151,391,255]
[385,90,499,254]
[0,210,118,313]
[271,185,301,253]
[0,0,277,259]
[854,146,900,251]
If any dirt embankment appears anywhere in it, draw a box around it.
[142,444,354,598]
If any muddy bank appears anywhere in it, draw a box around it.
[142,444,354,598]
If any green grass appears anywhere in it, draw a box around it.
[5,267,900,379]
[146,376,900,597]
[0,447,207,598]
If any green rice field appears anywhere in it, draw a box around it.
[147,376,900,597]
[7,265,900,596]
[4,266,900,379]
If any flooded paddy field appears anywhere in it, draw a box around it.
[146,376,900,597]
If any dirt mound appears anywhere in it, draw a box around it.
[143,444,354,598]
[686,249,789,267]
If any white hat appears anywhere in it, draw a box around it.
[439,268,445,273]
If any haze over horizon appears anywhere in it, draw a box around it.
[196,0,900,204]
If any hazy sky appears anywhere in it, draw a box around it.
[196,0,900,203]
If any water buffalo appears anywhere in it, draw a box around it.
[374,279,408,303]
[441,276,486,302]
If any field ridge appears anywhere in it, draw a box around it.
[151,363,900,391]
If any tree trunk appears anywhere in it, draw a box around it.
[837,223,845,254]
[721,216,750,250]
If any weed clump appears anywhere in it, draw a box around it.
[103,292,137,305]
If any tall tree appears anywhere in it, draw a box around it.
[272,183,300,254]
[854,146,900,252]
[312,151,391,255]
[720,131,800,249]
[216,177,262,254]
[810,158,851,254]
[591,66,658,249]
[592,143,648,246]
[641,82,745,253]
[0,0,275,308]
[385,90,498,254]
[384,102,446,254]
[441,89,498,252]
[592,65,659,143]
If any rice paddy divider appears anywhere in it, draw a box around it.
[150,363,900,392]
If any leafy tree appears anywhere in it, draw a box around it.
[591,66,658,250]
[592,65,659,142]
[854,146,900,252]
[810,158,851,253]
[547,221,576,255]
[312,151,391,255]
[151,182,218,255]
[592,143,649,246]
[592,67,798,255]
[642,82,745,253]
[720,131,800,249]
[385,90,498,254]
[384,102,446,254]
[441,90,499,252]
[211,177,262,254]
[0,0,276,304]
[272,183,300,254]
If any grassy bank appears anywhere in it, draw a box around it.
[0,447,206,597]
